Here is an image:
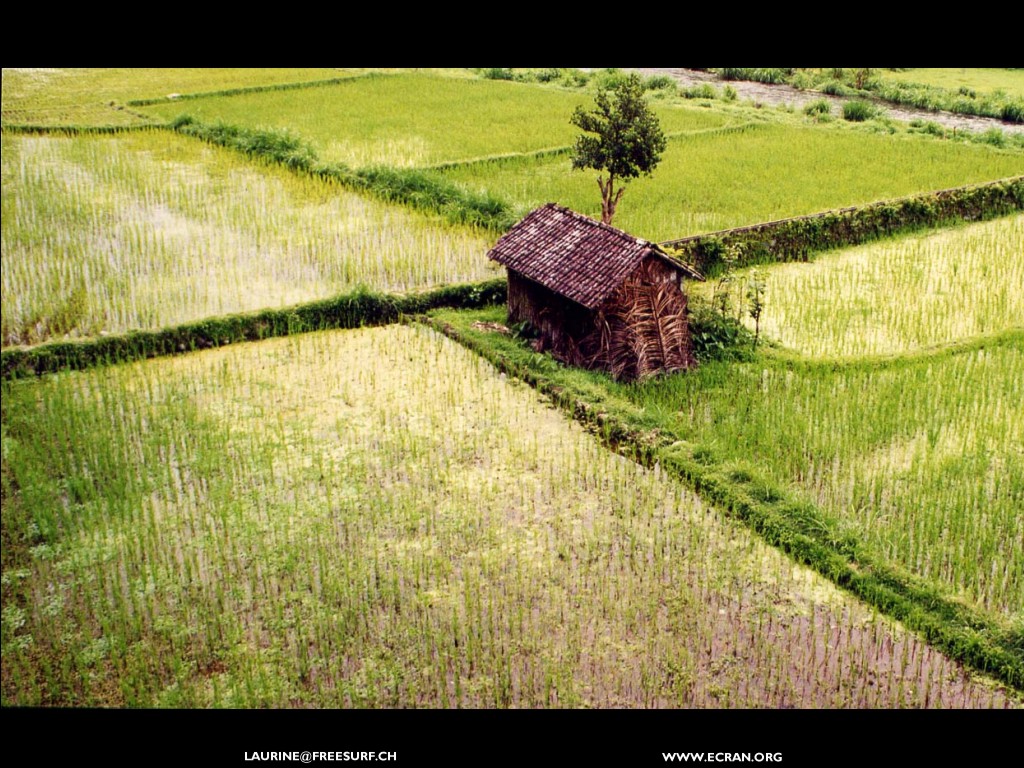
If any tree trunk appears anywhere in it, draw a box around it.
[598,175,625,225]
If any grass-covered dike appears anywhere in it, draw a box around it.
[0,280,505,379]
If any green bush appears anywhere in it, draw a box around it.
[687,303,754,362]
[714,68,791,84]
[752,68,789,84]
[790,71,816,91]
[561,70,590,88]
[170,117,516,232]
[173,117,315,170]
[533,68,563,83]
[590,68,629,91]
[977,128,1007,148]
[664,177,1024,273]
[717,67,746,81]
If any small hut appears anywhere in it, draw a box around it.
[488,203,704,381]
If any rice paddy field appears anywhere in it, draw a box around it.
[703,215,1024,357]
[657,215,1024,620]
[139,73,734,167]
[0,68,375,126]
[1,325,1013,707]
[880,68,1024,99]
[441,124,1024,240]
[3,68,1023,715]
[1,131,494,346]
[629,335,1024,620]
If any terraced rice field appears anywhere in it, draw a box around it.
[1,132,493,346]
[139,72,733,167]
[0,68,368,126]
[703,215,1024,357]
[2,69,1022,718]
[442,124,1024,240]
[1,325,1012,707]
[880,68,1024,99]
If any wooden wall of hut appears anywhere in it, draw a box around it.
[580,258,696,381]
[507,271,591,365]
[507,259,695,382]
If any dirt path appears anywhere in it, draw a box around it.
[634,68,1024,136]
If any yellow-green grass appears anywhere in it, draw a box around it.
[1,132,495,346]
[442,123,1024,241]
[0,68,372,126]
[880,68,1024,100]
[139,72,733,167]
[1,325,1012,707]
[701,215,1024,357]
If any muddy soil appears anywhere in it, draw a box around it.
[634,68,1024,136]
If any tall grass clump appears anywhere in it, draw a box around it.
[842,100,877,122]
[803,99,832,118]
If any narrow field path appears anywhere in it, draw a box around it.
[634,68,1024,135]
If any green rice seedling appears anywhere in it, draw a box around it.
[0,132,495,346]
[2,326,1014,707]
[433,307,1023,686]
[139,73,732,167]
[443,123,1024,241]
[698,215,1024,357]
[879,69,1024,101]
[0,68,376,126]
[623,332,1024,619]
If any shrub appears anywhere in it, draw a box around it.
[790,71,816,91]
[688,303,754,362]
[717,67,746,81]
[590,68,629,91]
[533,68,563,83]
[915,120,946,137]
[977,128,1007,148]
[752,68,788,84]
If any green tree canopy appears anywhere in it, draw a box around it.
[570,74,667,225]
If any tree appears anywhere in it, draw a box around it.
[570,74,667,226]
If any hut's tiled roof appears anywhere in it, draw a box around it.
[487,203,702,310]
